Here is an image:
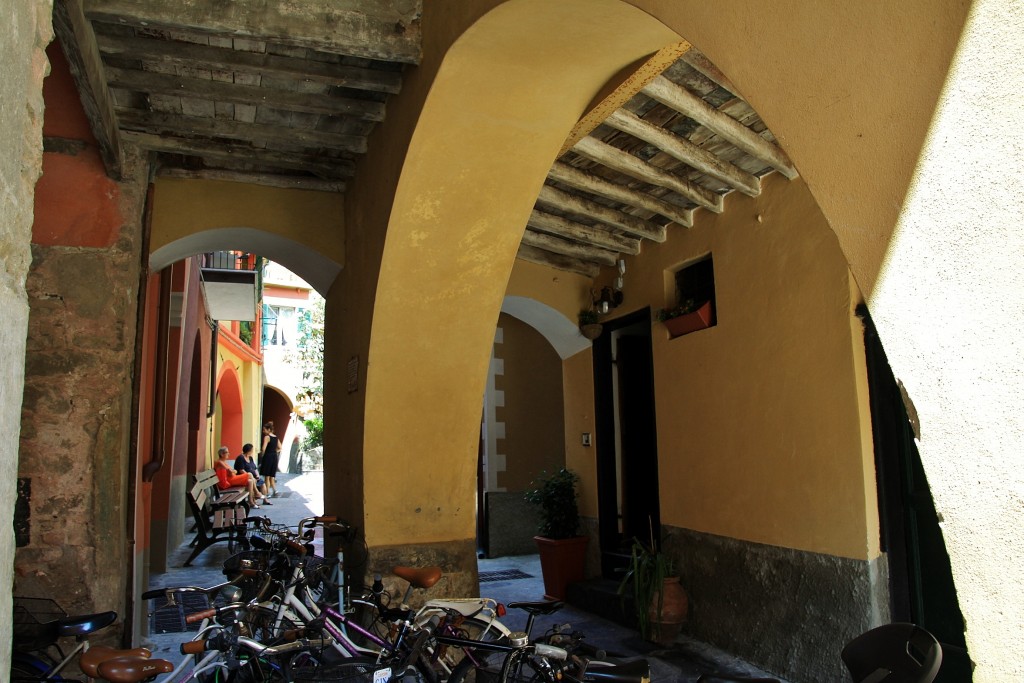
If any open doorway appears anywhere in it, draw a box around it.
[592,308,661,577]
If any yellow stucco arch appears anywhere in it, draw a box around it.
[362,0,681,546]
[149,178,345,295]
[335,0,1014,675]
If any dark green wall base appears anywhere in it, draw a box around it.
[662,525,890,682]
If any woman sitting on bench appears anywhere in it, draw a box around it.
[214,446,265,509]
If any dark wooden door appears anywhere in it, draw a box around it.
[593,309,661,577]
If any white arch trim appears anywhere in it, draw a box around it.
[150,227,342,296]
[501,295,590,360]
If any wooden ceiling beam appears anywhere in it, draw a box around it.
[558,41,691,157]
[95,34,403,94]
[53,0,125,178]
[680,50,741,98]
[521,230,618,267]
[105,67,386,121]
[535,185,662,243]
[547,161,692,228]
[572,136,724,213]
[527,209,640,255]
[517,244,600,279]
[156,166,345,193]
[83,0,422,64]
[121,131,354,178]
[605,109,761,197]
[642,75,798,179]
[116,108,368,153]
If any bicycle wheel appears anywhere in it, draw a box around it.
[448,655,503,683]
[429,617,508,677]
[287,655,384,683]
[206,605,297,683]
[10,657,53,683]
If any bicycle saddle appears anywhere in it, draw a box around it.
[80,646,152,678]
[57,610,118,637]
[507,600,563,616]
[392,565,443,589]
[97,656,174,683]
[584,659,652,683]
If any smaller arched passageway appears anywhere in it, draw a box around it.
[215,362,244,455]
[148,179,345,295]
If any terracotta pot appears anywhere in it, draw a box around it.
[647,577,688,645]
[662,301,713,338]
[534,535,588,600]
[580,323,603,340]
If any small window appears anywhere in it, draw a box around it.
[674,255,716,325]
[659,255,717,338]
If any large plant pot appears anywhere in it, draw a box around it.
[647,577,688,645]
[534,535,588,600]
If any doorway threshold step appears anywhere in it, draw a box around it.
[566,578,637,629]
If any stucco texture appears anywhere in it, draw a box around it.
[1,0,52,675]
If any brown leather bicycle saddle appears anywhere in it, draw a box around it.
[392,565,443,589]
[79,646,152,678]
[96,656,174,683]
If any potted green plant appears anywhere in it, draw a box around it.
[657,298,713,338]
[578,309,602,340]
[525,468,588,600]
[618,536,688,645]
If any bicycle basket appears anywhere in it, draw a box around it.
[224,549,292,581]
[13,597,66,651]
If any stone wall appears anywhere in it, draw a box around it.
[15,137,148,621]
[1,0,53,673]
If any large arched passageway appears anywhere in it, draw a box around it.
[330,0,1017,678]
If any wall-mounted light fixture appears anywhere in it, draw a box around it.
[593,258,626,314]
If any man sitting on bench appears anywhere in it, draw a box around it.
[214,446,265,509]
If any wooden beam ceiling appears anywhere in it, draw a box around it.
[55,0,799,281]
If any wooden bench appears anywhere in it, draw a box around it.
[183,469,251,566]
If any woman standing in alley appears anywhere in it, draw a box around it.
[260,421,280,498]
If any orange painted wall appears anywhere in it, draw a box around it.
[34,43,122,249]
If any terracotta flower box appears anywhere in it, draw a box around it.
[662,301,713,338]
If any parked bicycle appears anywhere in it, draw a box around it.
[11,597,153,682]
[442,600,651,683]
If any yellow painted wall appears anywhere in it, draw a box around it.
[644,174,875,560]
[531,174,875,560]
[563,349,598,519]
[506,260,593,321]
